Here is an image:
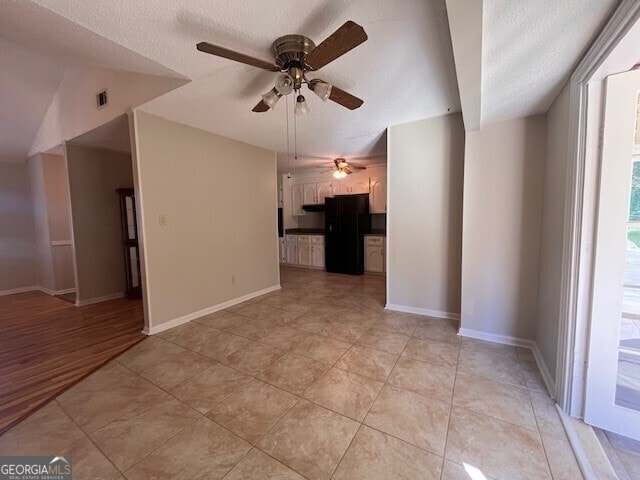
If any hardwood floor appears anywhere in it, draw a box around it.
[0,291,144,434]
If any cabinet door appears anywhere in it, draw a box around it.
[332,181,349,196]
[291,185,304,215]
[369,176,387,213]
[298,243,312,266]
[311,244,325,268]
[279,239,286,263]
[316,182,332,204]
[303,183,317,205]
[349,177,370,194]
[365,245,384,273]
[285,242,298,264]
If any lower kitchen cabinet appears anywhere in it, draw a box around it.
[279,238,286,263]
[311,244,325,267]
[281,234,325,269]
[285,241,298,265]
[364,235,385,273]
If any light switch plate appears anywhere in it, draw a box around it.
[159,214,168,226]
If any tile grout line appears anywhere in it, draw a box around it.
[521,355,558,480]
[53,399,123,479]
[328,319,422,479]
[439,322,463,480]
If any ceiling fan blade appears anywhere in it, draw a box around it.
[252,100,270,112]
[349,166,367,170]
[305,21,368,70]
[329,85,364,110]
[197,42,279,71]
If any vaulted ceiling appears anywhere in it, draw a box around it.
[1,0,619,162]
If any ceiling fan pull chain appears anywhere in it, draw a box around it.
[294,91,298,162]
[286,94,291,171]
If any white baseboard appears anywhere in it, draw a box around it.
[37,286,77,296]
[457,327,557,399]
[54,287,76,295]
[0,285,76,297]
[75,292,124,307]
[385,303,460,321]
[143,284,281,335]
[0,285,38,297]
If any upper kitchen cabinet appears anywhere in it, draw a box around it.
[303,183,317,205]
[291,183,304,216]
[368,166,387,213]
[317,181,332,204]
[332,181,349,195]
[332,171,371,195]
[349,176,370,194]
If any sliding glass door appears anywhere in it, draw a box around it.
[585,69,640,440]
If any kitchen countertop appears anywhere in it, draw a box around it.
[285,228,325,234]
[284,228,386,236]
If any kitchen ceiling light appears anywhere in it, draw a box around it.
[275,73,294,95]
[261,88,281,109]
[312,81,332,101]
[295,94,310,116]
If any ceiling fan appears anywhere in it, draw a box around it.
[196,21,367,114]
[323,158,366,179]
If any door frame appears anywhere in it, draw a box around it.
[557,0,640,416]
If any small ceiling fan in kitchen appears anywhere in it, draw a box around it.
[196,21,367,114]
[324,158,366,179]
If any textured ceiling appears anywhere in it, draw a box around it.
[69,115,131,153]
[276,153,386,175]
[31,0,460,159]
[0,39,67,160]
[2,0,621,161]
[481,0,616,124]
[0,1,185,161]
[0,1,183,78]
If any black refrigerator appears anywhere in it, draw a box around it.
[325,194,370,275]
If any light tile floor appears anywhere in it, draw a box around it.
[0,267,582,479]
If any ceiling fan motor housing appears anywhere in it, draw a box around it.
[273,35,316,88]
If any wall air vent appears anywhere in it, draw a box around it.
[96,89,108,109]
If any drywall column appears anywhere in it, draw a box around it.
[66,145,134,304]
[387,114,465,319]
[42,154,74,292]
[0,161,37,292]
[133,111,279,332]
[536,83,571,383]
[460,115,546,341]
[27,154,55,292]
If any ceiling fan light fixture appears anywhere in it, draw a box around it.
[333,169,347,179]
[295,94,310,116]
[261,87,281,109]
[312,81,332,101]
[275,73,294,95]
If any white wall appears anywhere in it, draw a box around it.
[387,114,465,318]
[66,145,134,303]
[461,115,546,340]
[42,154,74,292]
[536,83,571,380]
[0,161,37,292]
[27,154,55,291]
[29,66,186,157]
[26,153,75,294]
[134,111,279,331]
